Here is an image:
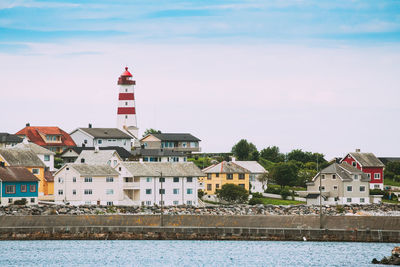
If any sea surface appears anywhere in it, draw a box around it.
[0,240,397,266]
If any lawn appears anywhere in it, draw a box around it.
[382,199,400,204]
[384,178,400,187]
[259,197,305,205]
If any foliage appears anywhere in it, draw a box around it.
[265,185,282,194]
[13,199,27,205]
[251,192,264,198]
[370,189,385,195]
[269,162,298,188]
[258,158,275,171]
[250,150,260,161]
[198,189,205,198]
[297,168,317,187]
[260,146,285,163]
[280,188,291,200]
[257,172,269,189]
[187,157,214,169]
[258,197,305,205]
[384,178,400,187]
[248,197,264,205]
[142,128,161,137]
[231,139,257,161]
[336,205,345,213]
[216,184,249,203]
[54,157,63,169]
[287,149,326,164]
[386,162,400,174]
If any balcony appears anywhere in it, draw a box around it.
[123,177,140,189]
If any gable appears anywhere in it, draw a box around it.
[141,135,161,142]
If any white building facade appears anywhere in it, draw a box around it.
[233,160,268,193]
[70,128,132,151]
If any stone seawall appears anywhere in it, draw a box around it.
[0,215,399,241]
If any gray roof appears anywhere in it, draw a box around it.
[75,150,120,165]
[78,128,132,139]
[0,133,23,143]
[67,164,119,176]
[346,152,384,167]
[203,161,250,174]
[232,161,267,174]
[0,148,45,167]
[61,146,132,159]
[121,162,204,177]
[0,166,40,182]
[316,162,369,182]
[14,142,55,155]
[148,133,201,142]
[131,148,185,157]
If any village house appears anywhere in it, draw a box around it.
[131,148,187,163]
[0,133,22,148]
[0,165,40,206]
[201,161,250,195]
[14,140,56,171]
[70,126,132,151]
[341,149,385,190]
[15,124,76,153]
[299,162,376,205]
[75,149,123,168]
[54,164,120,206]
[116,162,204,206]
[0,148,52,197]
[232,160,268,193]
[140,133,201,154]
[60,146,132,163]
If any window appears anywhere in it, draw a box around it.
[113,160,117,166]
[374,184,380,189]
[98,140,103,144]
[159,201,165,205]
[125,101,128,106]
[239,174,245,180]
[8,198,12,203]
[73,189,76,195]
[125,89,128,92]
[84,189,93,195]
[216,173,219,178]
[207,174,212,180]
[354,175,358,180]
[106,189,114,195]
[84,177,93,183]
[207,184,212,190]
[5,185,15,194]
[347,186,352,192]
[159,178,165,183]
[173,177,179,183]
[186,200,192,205]
[146,189,152,194]
[107,160,111,166]
[44,155,50,161]
[119,167,122,171]
[32,168,39,175]
[125,115,128,119]
[84,139,87,144]
[146,177,152,182]
[145,201,152,206]
[182,142,187,148]
[187,177,193,183]
[106,177,114,182]
[187,188,193,194]
[333,186,338,190]
[190,142,197,148]
[58,177,63,183]
[107,201,113,206]
[30,198,35,203]
[360,186,366,192]
[332,175,336,179]
[360,198,365,203]
[320,186,325,192]
[227,174,233,180]
[173,188,179,194]
[374,173,381,180]
[159,189,165,194]
[173,201,179,205]
[347,198,352,203]
[73,177,76,183]
[321,175,325,180]
[250,174,256,181]
[30,185,36,192]
[216,184,220,189]
[58,189,63,195]
[239,184,245,188]
[85,201,91,205]
[352,162,357,167]
[367,173,371,179]
[21,184,27,192]
[125,177,133,183]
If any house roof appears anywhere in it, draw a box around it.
[76,128,133,139]
[44,170,55,182]
[131,148,185,157]
[0,166,40,182]
[232,161,267,174]
[345,152,384,167]
[144,133,201,142]
[15,126,76,147]
[14,142,56,155]
[202,161,250,174]
[312,162,369,183]
[61,164,119,176]
[0,148,45,167]
[60,146,132,159]
[75,150,121,165]
[121,162,204,177]
[0,133,23,143]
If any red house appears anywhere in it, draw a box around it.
[341,149,384,190]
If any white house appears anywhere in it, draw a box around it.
[70,127,132,151]
[54,164,121,206]
[233,160,268,193]
[131,148,187,163]
[116,162,204,206]
[75,149,123,168]
[14,140,55,171]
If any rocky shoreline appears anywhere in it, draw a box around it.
[0,203,399,216]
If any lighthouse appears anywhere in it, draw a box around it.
[117,66,139,143]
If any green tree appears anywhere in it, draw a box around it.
[260,146,285,163]
[287,149,326,164]
[386,162,400,174]
[269,162,298,188]
[142,128,161,137]
[231,139,257,160]
[216,184,249,203]
[250,150,260,161]
[257,172,269,191]
[297,168,317,187]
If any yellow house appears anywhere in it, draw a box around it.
[0,148,49,197]
[201,161,250,194]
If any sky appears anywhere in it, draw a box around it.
[0,0,400,159]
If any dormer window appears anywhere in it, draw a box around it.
[352,162,357,167]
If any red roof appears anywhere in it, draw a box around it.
[121,67,132,77]
[15,126,76,147]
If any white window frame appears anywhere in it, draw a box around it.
[347,186,352,192]
[374,173,380,180]
[84,177,93,183]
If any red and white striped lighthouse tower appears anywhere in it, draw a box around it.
[117,66,139,141]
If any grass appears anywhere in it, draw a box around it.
[382,199,400,204]
[259,197,305,205]
[384,178,400,187]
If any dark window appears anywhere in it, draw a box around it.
[239,174,245,180]
[20,184,27,192]
[173,177,179,183]
[159,178,165,183]
[187,177,193,182]
[29,185,36,192]
[30,198,35,203]
[216,173,219,177]
[207,184,212,190]
[207,174,212,180]
[216,184,220,189]
[5,185,15,194]
[159,189,165,194]
[238,184,245,188]
[227,174,233,180]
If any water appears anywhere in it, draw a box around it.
[0,240,397,266]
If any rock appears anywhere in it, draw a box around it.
[393,247,400,257]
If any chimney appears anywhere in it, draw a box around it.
[94,146,99,153]
[88,123,92,128]
[26,122,30,127]
[355,149,361,153]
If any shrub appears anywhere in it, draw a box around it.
[280,188,291,200]
[198,190,205,198]
[216,184,249,203]
[336,205,344,213]
[13,198,27,205]
[249,198,264,205]
[265,185,281,194]
[370,189,385,195]
[252,192,264,198]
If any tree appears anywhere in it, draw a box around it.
[260,146,285,163]
[287,149,326,164]
[142,128,161,137]
[250,150,260,161]
[269,162,298,188]
[297,168,317,187]
[257,172,269,191]
[231,139,257,160]
[216,184,249,203]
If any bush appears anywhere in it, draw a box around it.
[336,205,344,214]
[13,198,27,205]
[198,190,205,198]
[280,188,291,200]
[265,185,281,194]
[252,192,264,198]
[370,189,385,195]
[249,198,264,205]
[216,184,249,203]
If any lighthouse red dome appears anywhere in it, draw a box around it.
[121,67,132,77]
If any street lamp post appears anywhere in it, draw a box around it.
[156,171,164,227]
